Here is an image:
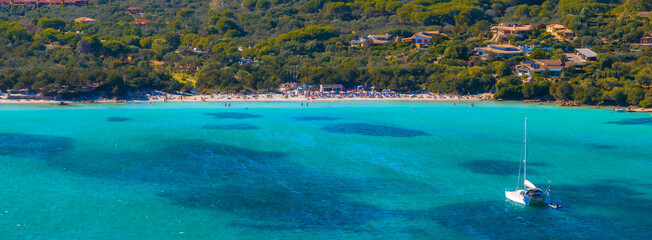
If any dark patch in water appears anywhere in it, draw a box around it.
[202,124,259,130]
[205,112,262,119]
[427,180,652,239]
[42,138,445,231]
[43,139,286,184]
[322,123,429,137]
[0,133,73,158]
[293,116,341,121]
[421,200,647,239]
[553,180,652,216]
[606,118,652,126]
[107,117,132,122]
[459,160,545,175]
[591,144,617,149]
[160,184,388,230]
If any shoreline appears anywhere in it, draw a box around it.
[1,93,650,113]
[0,93,491,104]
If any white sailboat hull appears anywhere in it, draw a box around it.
[505,189,551,206]
[505,190,528,205]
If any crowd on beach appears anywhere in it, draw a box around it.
[0,89,492,104]
[2,89,652,113]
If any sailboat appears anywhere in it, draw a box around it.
[505,118,558,208]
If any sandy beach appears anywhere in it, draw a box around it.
[0,92,493,104]
[1,92,651,113]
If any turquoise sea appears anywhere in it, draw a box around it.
[1,101,651,239]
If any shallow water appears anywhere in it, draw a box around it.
[0,101,650,239]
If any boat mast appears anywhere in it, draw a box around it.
[523,117,527,188]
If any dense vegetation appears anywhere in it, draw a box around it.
[0,0,651,106]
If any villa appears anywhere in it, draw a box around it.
[640,33,652,47]
[351,34,393,47]
[474,44,524,60]
[39,0,63,7]
[402,31,448,47]
[402,32,432,45]
[74,17,97,24]
[64,0,89,6]
[134,19,149,25]
[635,12,650,20]
[491,23,533,40]
[546,24,574,40]
[515,59,565,77]
[575,48,598,61]
[126,7,142,12]
[13,0,38,7]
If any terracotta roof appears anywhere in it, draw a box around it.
[45,44,71,50]
[489,44,519,49]
[534,59,563,66]
[420,31,448,37]
[517,63,564,71]
[637,12,650,18]
[74,17,97,23]
[370,39,390,45]
[368,34,391,39]
[547,24,566,29]
[492,25,532,32]
[477,47,523,54]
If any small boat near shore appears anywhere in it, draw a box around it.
[505,118,561,208]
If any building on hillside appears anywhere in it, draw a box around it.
[402,33,431,45]
[474,44,524,60]
[635,12,650,20]
[63,0,83,6]
[351,34,393,47]
[320,84,344,92]
[350,38,367,47]
[515,59,565,77]
[134,19,149,25]
[13,0,38,7]
[127,7,142,13]
[39,0,63,7]
[546,24,574,39]
[641,33,652,44]
[44,44,71,50]
[575,48,597,61]
[367,34,392,41]
[401,31,448,47]
[491,23,533,39]
[0,0,11,7]
[74,17,97,24]
[420,31,448,38]
[367,34,392,46]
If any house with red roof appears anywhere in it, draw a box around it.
[515,59,565,77]
[74,17,97,24]
[0,0,11,7]
[126,7,142,12]
[134,19,149,25]
[13,0,39,7]
[39,0,63,7]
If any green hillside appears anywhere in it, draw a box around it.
[0,0,651,106]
